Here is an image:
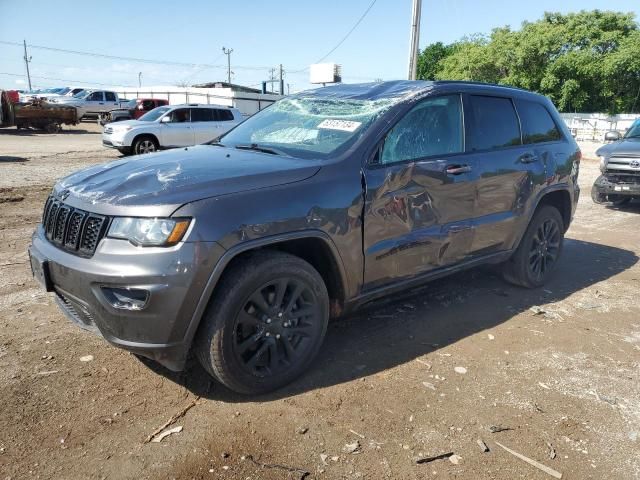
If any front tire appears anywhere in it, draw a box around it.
[503,205,564,288]
[132,135,158,155]
[195,251,329,395]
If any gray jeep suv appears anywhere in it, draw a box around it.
[28,81,580,394]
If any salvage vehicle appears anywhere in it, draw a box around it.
[1,95,78,132]
[28,81,580,394]
[97,98,169,126]
[592,119,640,206]
[101,103,242,155]
[49,90,127,119]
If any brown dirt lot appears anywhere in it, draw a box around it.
[1,124,639,480]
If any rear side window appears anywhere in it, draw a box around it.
[191,108,215,122]
[380,94,463,164]
[105,92,116,102]
[515,99,562,144]
[215,109,235,121]
[467,95,521,151]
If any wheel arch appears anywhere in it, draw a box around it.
[182,231,350,353]
[131,132,159,149]
[534,187,572,232]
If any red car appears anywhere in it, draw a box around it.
[98,98,169,125]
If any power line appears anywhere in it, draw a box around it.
[0,40,271,71]
[315,0,378,64]
[289,0,379,74]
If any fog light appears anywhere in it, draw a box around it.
[101,287,149,310]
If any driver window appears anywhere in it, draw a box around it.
[87,92,103,101]
[380,95,463,164]
[169,108,190,123]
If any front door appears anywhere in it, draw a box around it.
[84,91,105,113]
[363,94,477,290]
[160,108,194,147]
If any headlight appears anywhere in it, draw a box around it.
[599,155,607,173]
[107,217,190,246]
[115,126,134,132]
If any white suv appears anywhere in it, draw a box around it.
[102,104,243,155]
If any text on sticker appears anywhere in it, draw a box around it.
[317,119,362,132]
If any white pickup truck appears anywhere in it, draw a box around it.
[49,90,127,119]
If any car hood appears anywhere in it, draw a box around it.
[596,138,640,157]
[106,119,150,128]
[54,145,322,217]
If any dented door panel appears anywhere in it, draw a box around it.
[363,157,476,290]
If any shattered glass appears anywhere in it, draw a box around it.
[219,81,438,159]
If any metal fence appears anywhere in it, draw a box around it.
[560,113,639,142]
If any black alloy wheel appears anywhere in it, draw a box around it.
[528,217,561,283]
[232,278,321,377]
[195,251,329,395]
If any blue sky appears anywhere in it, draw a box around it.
[1,0,638,92]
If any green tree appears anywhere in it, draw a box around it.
[416,42,455,80]
[416,10,640,113]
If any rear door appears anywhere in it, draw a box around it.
[191,108,218,143]
[214,108,239,137]
[104,91,119,110]
[464,94,545,254]
[159,108,194,147]
[363,94,477,290]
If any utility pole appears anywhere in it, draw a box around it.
[407,0,422,80]
[279,64,284,95]
[23,39,32,91]
[138,72,142,88]
[222,47,233,85]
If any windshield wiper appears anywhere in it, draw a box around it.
[234,143,287,156]
[208,140,226,147]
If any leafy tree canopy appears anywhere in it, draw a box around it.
[417,10,640,113]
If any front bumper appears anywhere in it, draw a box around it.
[29,225,224,371]
[592,174,640,201]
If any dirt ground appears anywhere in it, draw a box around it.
[1,123,639,480]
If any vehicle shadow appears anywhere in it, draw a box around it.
[0,156,28,163]
[0,127,93,135]
[139,238,638,402]
[606,200,640,212]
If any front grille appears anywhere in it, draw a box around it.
[41,195,109,257]
[607,156,640,174]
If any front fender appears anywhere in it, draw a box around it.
[178,230,349,355]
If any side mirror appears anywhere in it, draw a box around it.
[604,130,621,142]
[160,115,171,123]
[138,104,145,110]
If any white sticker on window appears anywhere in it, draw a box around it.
[317,119,362,132]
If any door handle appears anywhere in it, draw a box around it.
[519,153,539,164]
[445,164,472,175]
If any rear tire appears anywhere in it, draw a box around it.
[503,205,564,288]
[132,135,158,155]
[195,251,329,395]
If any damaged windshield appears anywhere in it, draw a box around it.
[218,96,396,159]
